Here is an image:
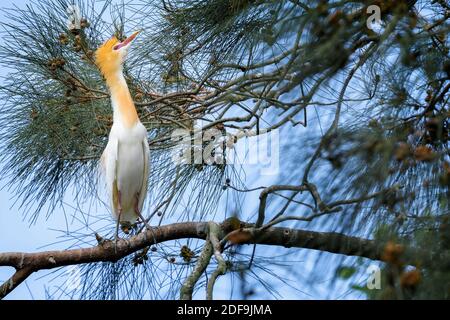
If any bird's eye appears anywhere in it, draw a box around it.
[113,44,120,50]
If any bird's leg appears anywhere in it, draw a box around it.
[114,190,123,252]
[134,193,158,251]
[134,193,151,230]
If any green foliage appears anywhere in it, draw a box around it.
[0,0,110,218]
[0,0,233,221]
[0,0,449,299]
[336,266,357,279]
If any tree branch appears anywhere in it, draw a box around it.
[180,237,213,300]
[0,267,33,298]
[0,220,384,299]
[206,222,227,300]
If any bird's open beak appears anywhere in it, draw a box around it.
[113,31,140,50]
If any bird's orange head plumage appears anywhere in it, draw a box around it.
[95,36,122,77]
[95,31,140,78]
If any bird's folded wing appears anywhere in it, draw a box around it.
[138,138,150,211]
[99,136,119,197]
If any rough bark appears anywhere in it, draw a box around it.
[0,220,383,299]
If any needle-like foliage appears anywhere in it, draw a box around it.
[0,0,449,299]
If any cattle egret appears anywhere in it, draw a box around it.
[95,31,150,238]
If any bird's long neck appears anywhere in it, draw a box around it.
[105,68,139,128]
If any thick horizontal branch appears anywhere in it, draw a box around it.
[0,220,383,299]
[251,228,382,261]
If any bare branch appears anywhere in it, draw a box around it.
[206,222,227,300]
[179,237,213,300]
[0,219,386,299]
[0,267,33,299]
[257,185,308,227]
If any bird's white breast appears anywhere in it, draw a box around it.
[108,121,148,221]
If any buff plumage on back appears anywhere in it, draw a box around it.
[95,37,121,78]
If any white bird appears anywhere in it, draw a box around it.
[95,31,150,236]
